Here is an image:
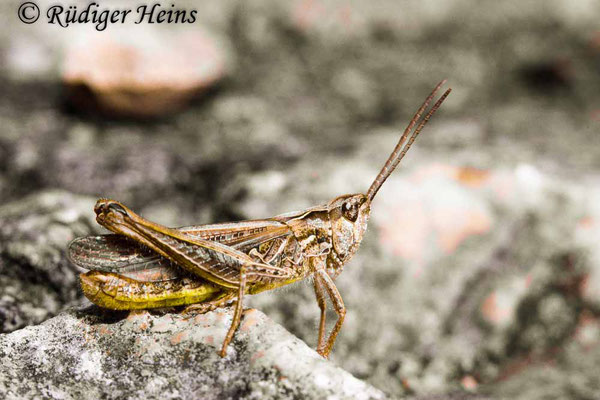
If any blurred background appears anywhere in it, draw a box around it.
[1,0,600,398]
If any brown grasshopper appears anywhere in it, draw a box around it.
[68,81,451,358]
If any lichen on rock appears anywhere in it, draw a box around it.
[0,307,386,400]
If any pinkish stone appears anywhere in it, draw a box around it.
[62,29,226,117]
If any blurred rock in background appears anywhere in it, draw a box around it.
[0,0,599,399]
[63,28,228,117]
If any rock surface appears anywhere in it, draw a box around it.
[0,307,385,400]
[0,191,96,333]
[243,160,600,396]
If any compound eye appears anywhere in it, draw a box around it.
[342,201,359,222]
[107,203,128,217]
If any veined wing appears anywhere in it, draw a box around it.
[68,235,182,282]
[68,219,295,283]
[178,219,292,250]
[115,219,295,288]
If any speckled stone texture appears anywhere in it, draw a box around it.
[0,308,385,400]
[0,191,96,333]
[1,0,600,398]
[243,161,600,397]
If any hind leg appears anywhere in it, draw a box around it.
[219,267,247,357]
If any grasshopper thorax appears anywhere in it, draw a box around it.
[328,194,371,265]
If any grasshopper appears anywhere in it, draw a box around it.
[68,81,451,358]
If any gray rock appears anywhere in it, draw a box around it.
[0,191,97,333]
[489,336,600,400]
[0,307,386,400]
[239,158,600,396]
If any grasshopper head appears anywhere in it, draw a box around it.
[329,81,451,263]
[328,194,370,262]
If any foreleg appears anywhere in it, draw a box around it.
[311,256,346,358]
[314,270,346,358]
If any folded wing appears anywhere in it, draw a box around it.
[68,219,296,284]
